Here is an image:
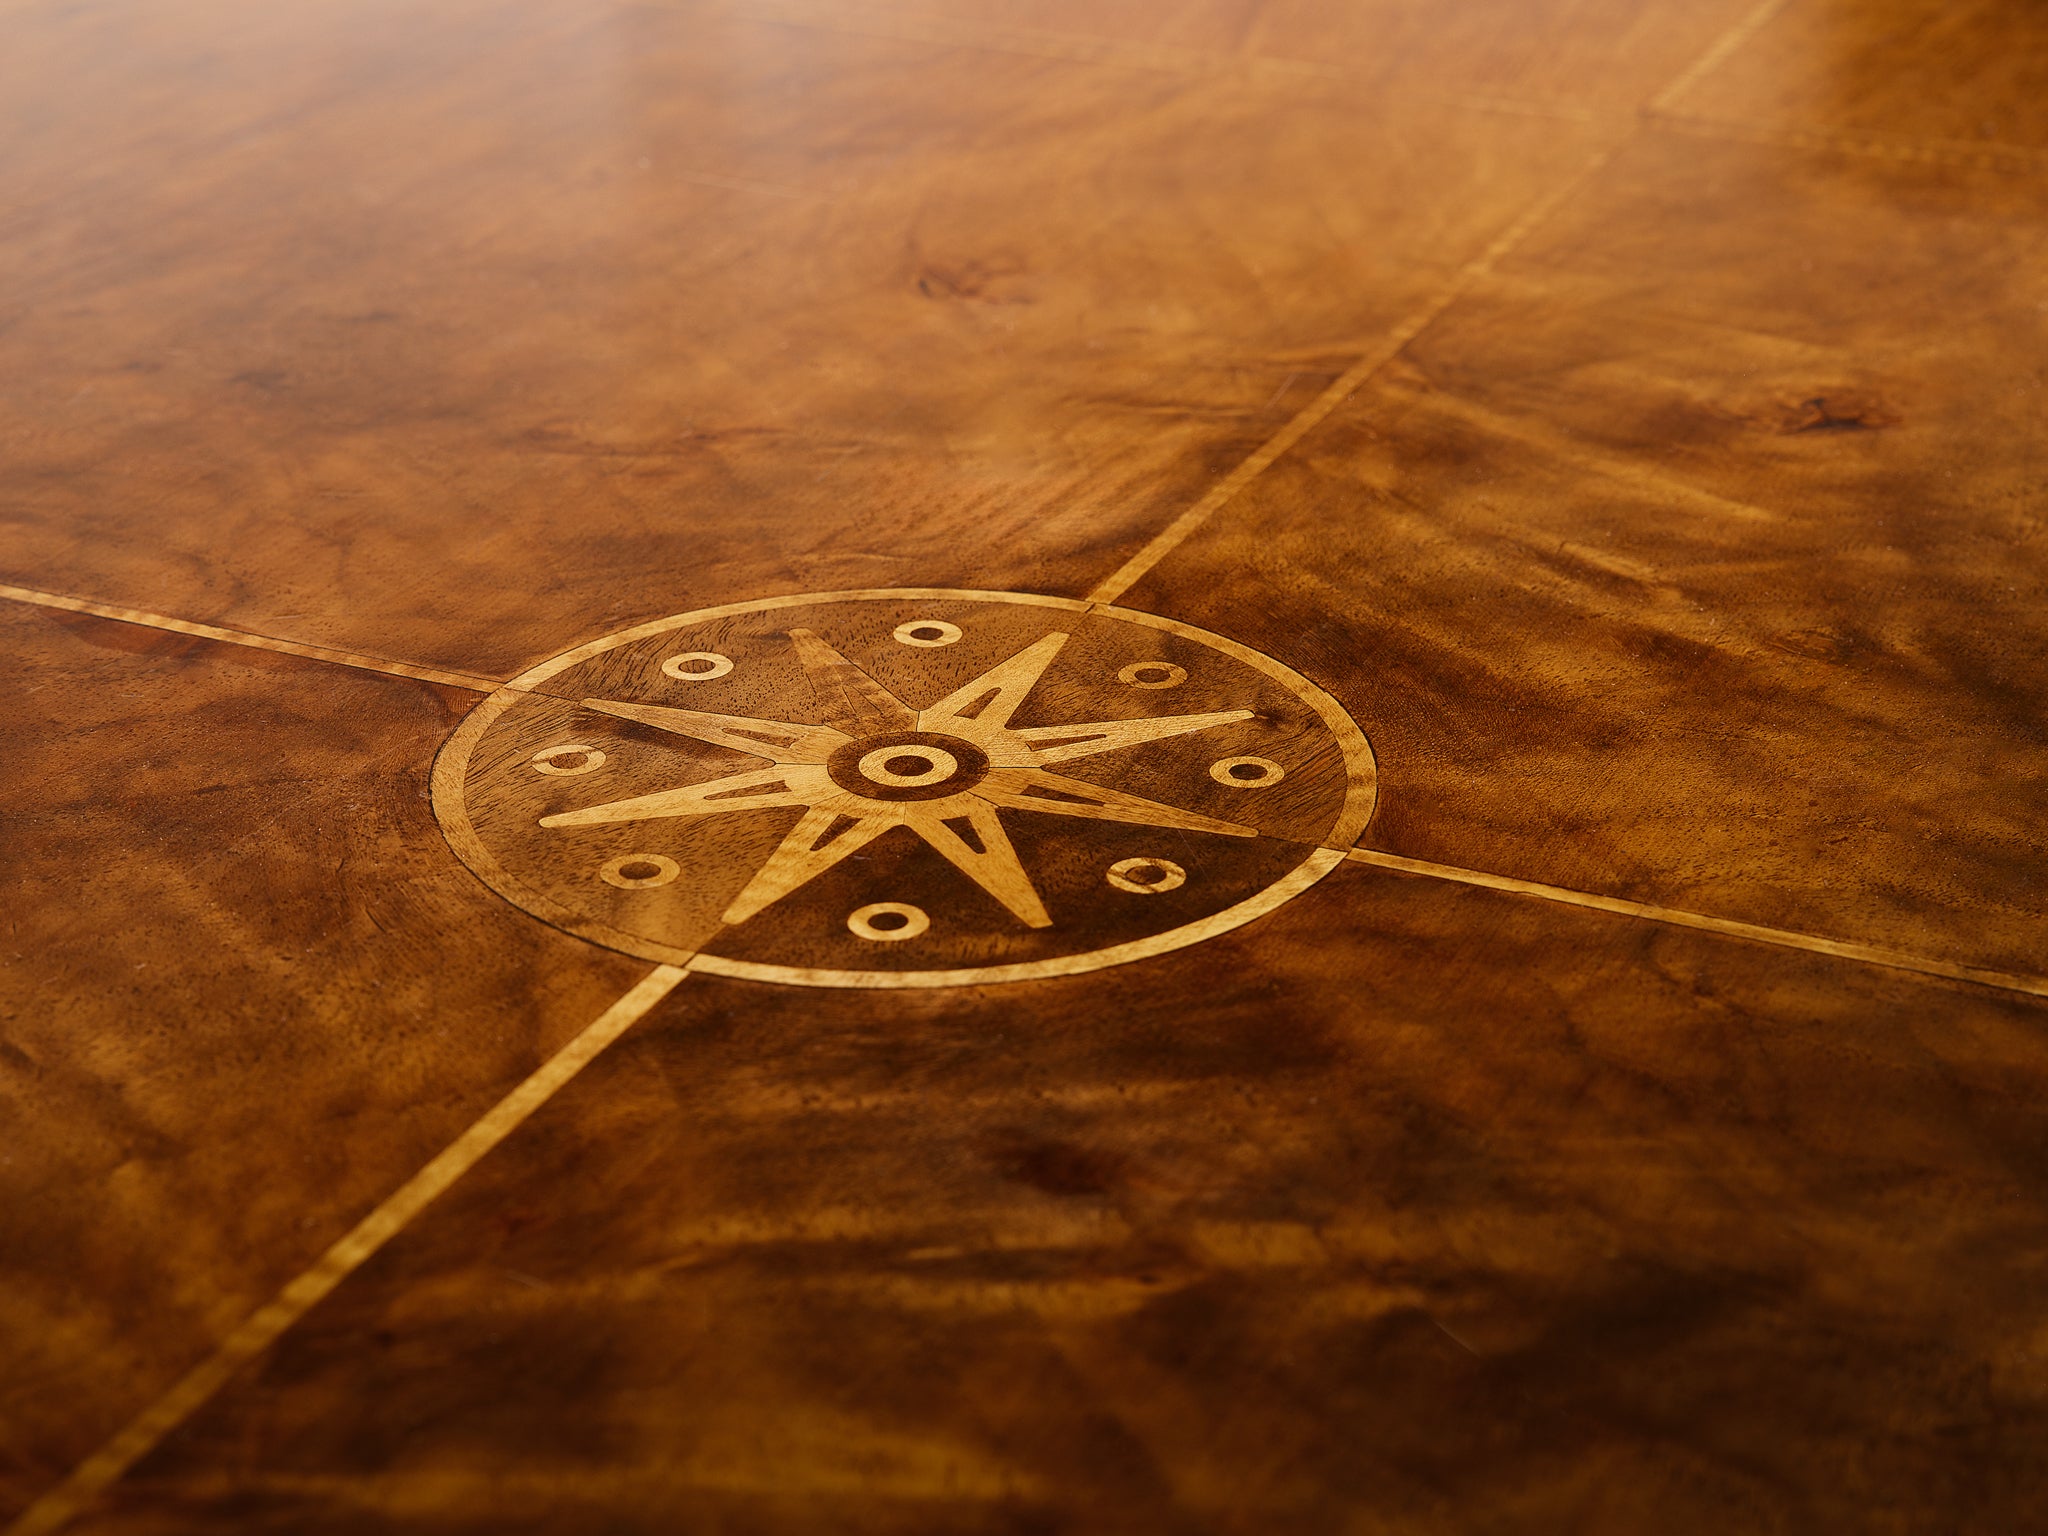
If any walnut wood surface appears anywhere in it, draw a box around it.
[1137,129,2048,974]
[72,888,2048,1534]
[3,0,2047,1531]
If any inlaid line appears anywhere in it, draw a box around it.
[1646,0,1794,115]
[1647,111,2048,178]
[0,581,500,693]
[1084,144,1616,605]
[1084,0,1801,608]
[1346,848,2048,1002]
[724,0,1594,124]
[4,963,695,1536]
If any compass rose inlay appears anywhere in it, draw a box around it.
[433,590,1376,988]
[540,626,1263,932]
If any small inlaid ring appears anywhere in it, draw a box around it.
[1210,755,1284,789]
[661,652,733,681]
[894,620,962,648]
[848,902,930,942]
[1107,856,1186,895]
[857,746,957,788]
[1118,661,1186,690]
[600,853,680,889]
[532,743,607,776]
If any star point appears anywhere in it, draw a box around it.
[543,627,1261,930]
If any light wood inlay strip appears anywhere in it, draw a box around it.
[724,0,1595,123]
[1083,0,1805,609]
[1346,848,2048,1002]
[1647,111,2048,178]
[0,582,500,693]
[3,963,695,1536]
[1083,145,1617,605]
[1645,0,1792,114]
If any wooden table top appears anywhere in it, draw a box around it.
[4,0,2046,1531]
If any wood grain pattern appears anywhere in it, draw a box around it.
[1126,128,2048,978]
[752,0,1765,112]
[0,583,498,693]
[0,606,653,1523]
[4,965,693,1536]
[0,0,1598,677]
[4,0,2048,1529]
[1348,847,2048,1001]
[60,871,2048,1535]
[1670,0,2048,152]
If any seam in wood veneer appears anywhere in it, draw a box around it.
[723,0,1220,77]
[1646,111,2048,178]
[1345,849,2048,1001]
[717,0,1597,124]
[1072,0,2048,1009]
[1645,0,1793,115]
[1083,144,1619,605]
[0,582,501,693]
[1,963,695,1536]
[1083,0,1808,609]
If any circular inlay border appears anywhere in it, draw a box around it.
[432,588,1376,989]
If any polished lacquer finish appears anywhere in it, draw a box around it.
[3,0,2047,1531]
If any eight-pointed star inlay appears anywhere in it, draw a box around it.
[538,629,1259,928]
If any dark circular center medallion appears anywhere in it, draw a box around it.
[826,730,992,801]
